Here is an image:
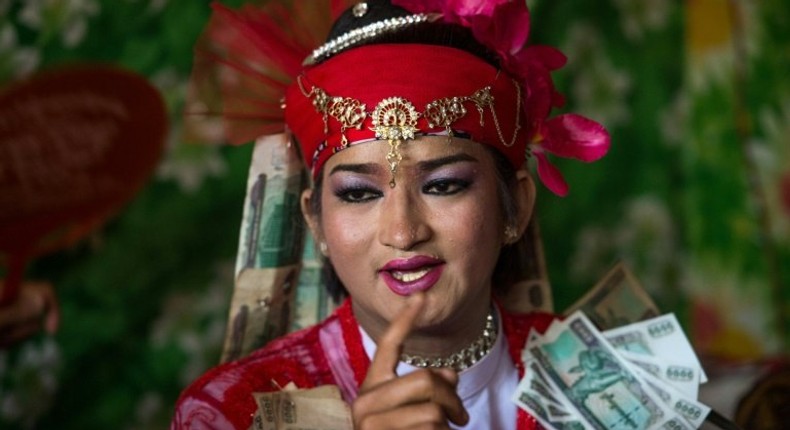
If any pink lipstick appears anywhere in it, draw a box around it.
[379,256,444,296]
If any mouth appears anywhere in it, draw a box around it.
[379,256,444,296]
[390,267,432,283]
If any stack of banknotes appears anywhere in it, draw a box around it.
[251,384,353,430]
[512,310,711,429]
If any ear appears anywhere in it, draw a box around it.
[300,188,323,249]
[513,169,536,239]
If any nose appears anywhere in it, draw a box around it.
[377,188,432,251]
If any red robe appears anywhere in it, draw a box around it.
[171,298,554,429]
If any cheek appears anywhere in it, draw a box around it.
[323,217,368,248]
[434,193,502,257]
[320,198,374,254]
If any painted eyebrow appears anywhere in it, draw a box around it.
[416,153,478,173]
[329,162,381,176]
[328,153,478,176]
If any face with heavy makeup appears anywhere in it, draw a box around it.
[301,136,534,348]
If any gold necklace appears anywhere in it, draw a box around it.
[400,310,497,372]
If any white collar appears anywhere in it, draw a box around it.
[359,308,506,401]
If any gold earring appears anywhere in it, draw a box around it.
[319,241,329,256]
[504,225,519,244]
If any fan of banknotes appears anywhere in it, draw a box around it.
[512,263,741,430]
[513,310,710,429]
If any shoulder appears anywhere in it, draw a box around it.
[171,318,336,430]
[498,305,557,366]
[501,307,556,337]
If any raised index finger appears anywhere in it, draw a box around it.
[363,292,426,388]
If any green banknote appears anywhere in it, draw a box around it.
[519,266,714,430]
[513,388,587,430]
[628,362,710,428]
[603,314,708,383]
[223,134,307,363]
[291,233,336,331]
[528,313,689,430]
[616,349,700,399]
[523,359,585,424]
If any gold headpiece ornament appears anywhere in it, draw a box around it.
[297,74,520,187]
[192,1,611,196]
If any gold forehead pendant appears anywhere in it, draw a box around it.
[371,97,420,187]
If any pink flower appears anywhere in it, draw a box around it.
[532,150,570,197]
[542,115,611,162]
[445,0,511,18]
[515,46,568,138]
[391,0,444,14]
[393,0,529,57]
[393,0,510,19]
[393,0,612,196]
[530,115,611,197]
[459,1,530,57]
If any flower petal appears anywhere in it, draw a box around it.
[485,1,530,55]
[508,45,566,77]
[398,0,530,57]
[391,0,446,14]
[534,151,569,196]
[524,45,566,70]
[521,66,554,125]
[446,0,508,17]
[542,114,611,162]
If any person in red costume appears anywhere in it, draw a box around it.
[173,0,610,428]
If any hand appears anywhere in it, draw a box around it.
[0,281,59,348]
[352,293,469,429]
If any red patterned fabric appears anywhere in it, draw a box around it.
[171,298,555,429]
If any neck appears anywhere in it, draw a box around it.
[354,290,493,358]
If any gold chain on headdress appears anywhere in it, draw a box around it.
[297,75,367,148]
[492,80,522,148]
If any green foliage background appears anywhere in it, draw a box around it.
[0,0,787,428]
